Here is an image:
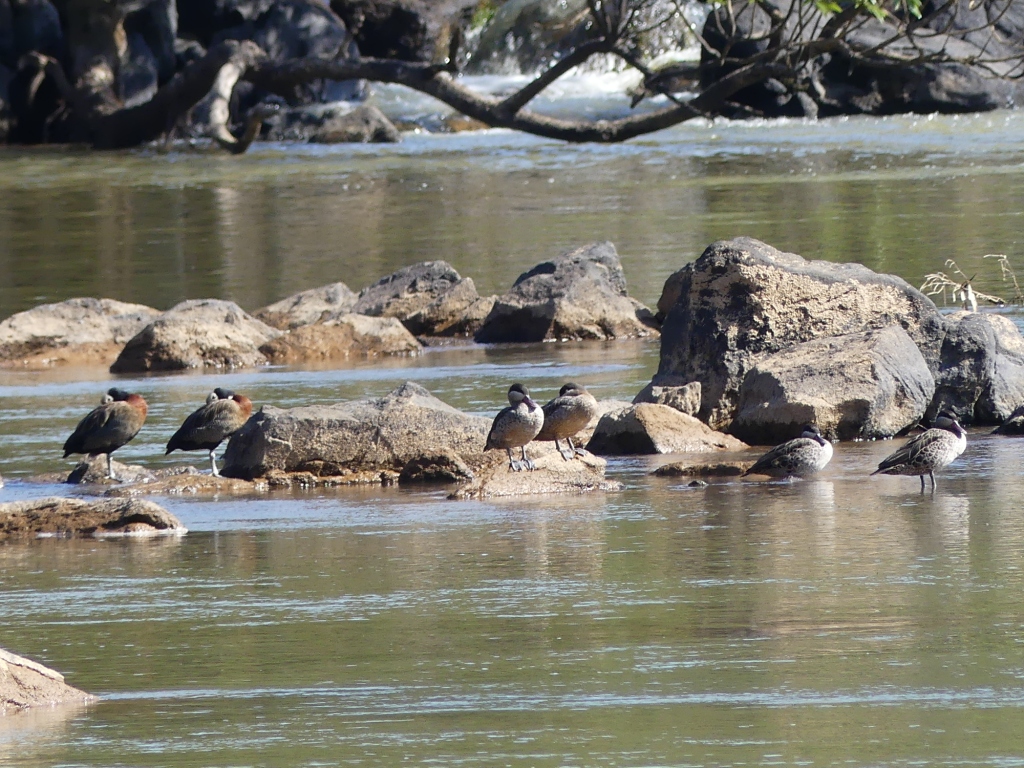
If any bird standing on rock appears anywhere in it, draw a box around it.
[536,382,598,461]
[872,411,967,491]
[486,383,544,471]
[166,388,253,476]
[63,388,148,481]
[743,424,833,479]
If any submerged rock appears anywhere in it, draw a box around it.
[254,282,358,330]
[651,459,753,477]
[0,497,187,539]
[731,326,935,443]
[654,237,945,432]
[258,314,421,363]
[110,299,281,372]
[586,403,747,455]
[0,647,95,711]
[475,242,658,343]
[450,446,620,499]
[0,297,159,368]
[221,381,489,479]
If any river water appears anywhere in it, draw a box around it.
[3,103,1024,766]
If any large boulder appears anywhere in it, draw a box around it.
[221,381,490,479]
[931,311,1024,424]
[353,261,488,337]
[0,497,187,539]
[450,446,621,499]
[110,299,282,372]
[731,326,935,443]
[254,282,358,330]
[0,647,94,711]
[475,242,657,343]
[0,297,159,368]
[655,237,945,431]
[259,314,422,363]
[586,403,748,455]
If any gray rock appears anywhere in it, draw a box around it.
[586,403,748,455]
[0,497,187,540]
[0,647,95,711]
[66,457,158,486]
[0,297,160,368]
[259,314,421,363]
[450,445,620,499]
[655,237,945,431]
[263,103,400,143]
[633,379,701,415]
[398,450,474,484]
[932,311,1024,425]
[254,282,358,330]
[651,460,752,477]
[475,242,658,343]
[110,299,281,373]
[993,403,1024,436]
[353,261,485,336]
[731,326,935,443]
[222,381,490,479]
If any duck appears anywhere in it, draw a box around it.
[872,411,967,491]
[485,383,544,471]
[535,382,598,460]
[166,388,253,476]
[743,424,833,479]
[63,388,148,481]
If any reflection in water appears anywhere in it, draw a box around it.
[0,703,92,766]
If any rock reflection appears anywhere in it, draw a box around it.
[0,702,91,765]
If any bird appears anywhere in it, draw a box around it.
[743,424,833,479]
[485,383,545,471]
[871,411,967,491]
[535,382,599,461]
[166,387,253,477]
[63,388,148,481]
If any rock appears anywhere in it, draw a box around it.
[0,297,159,368]
[66,457,158,485]
[654,237,945,432]
[731,326,935,443]
[450,445,621,499]
[353,261,486,337]
[259,314,421,363]
[0,647,95,711]
[475,242,658,343]
[331,0,472,63]
[466,0,594,75]
[262,103,400,143]
[254,282,358,330]
[110,299,281,373]
[0,497,187,539]
[222,381,490,479]
[262,468,399,486]
[994,403,1024,436]
[932,311,1024,425]
[105,473,267,497]
[652,460,753,477]
[633,379,701,415]
[398,450,474,484]
[586,403,748,455]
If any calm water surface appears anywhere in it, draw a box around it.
[3,110,1024,766]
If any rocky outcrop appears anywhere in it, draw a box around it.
[655,237,945,432]
[110,299,281,373]
[633,379,701,416]
[475,242,657,343]
[222,381,490,479]
[353,261,489,337]
[0,647,95,711]
[0,497,187,539]
[586,403,748,455]
[255,282,358,330]
[932,311,1024,424]
[0,297,159,368]
[258,314,421,363]
[450,446,621,499]
[731,326,935,443]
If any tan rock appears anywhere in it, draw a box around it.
[451,446,621,499]
[587,403,747,455]
[259,314,421,364]
[652,459,753,477]
[633,379,701,415]
[105,474,266,497]
[254,283,357,330]
[0,497,187,540]
[0,647,95,711]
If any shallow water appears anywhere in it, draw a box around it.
[4,106,1024,766]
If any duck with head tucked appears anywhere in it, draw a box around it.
[535,382,598,461]
[166,387,253,476]
[63,388,148,481]
[743,424,833,479]
[486,383,544,471]
[872,410,966,491]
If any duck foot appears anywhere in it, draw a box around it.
[523,458,537,471]
[508,460,525,472]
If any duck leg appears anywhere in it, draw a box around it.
[569,437,588,459]
[507,448,523,472]
[554,439,572,461]
[106,453,117,481]
[209,449,221,477]
[929,471,937,492]
[520,445,536,471]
